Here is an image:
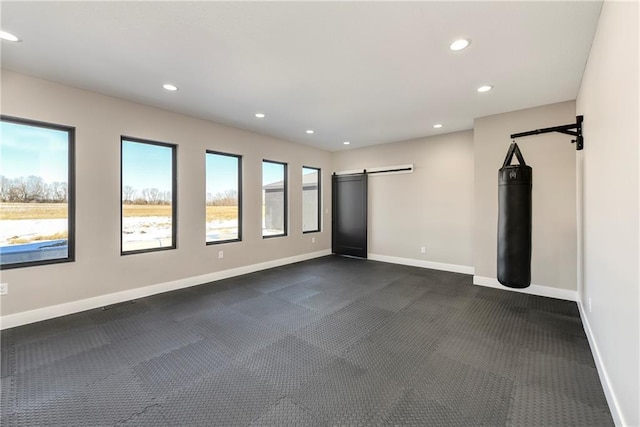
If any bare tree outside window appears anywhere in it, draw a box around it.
[206,151,242,244]
[0,117,75,269]
[121,138,176,254]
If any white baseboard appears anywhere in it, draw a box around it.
[577,301,624,427]
[0,249,331,330]
[367,253,474,275]
[473,276,578,301]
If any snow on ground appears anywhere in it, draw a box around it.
[1,217,240,247]
[206,219,238,241]
[0,219,67,245]
[122,216,172,242]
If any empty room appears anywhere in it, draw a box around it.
[0,1,638,426]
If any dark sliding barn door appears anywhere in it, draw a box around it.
[332,173,368,258]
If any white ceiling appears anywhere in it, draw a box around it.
[1,1,602,151]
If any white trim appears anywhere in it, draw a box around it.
[367,253,474,275]
[0,249,331,330]
[473,275,578,301]
[334,163,414,177]
[577,301,625,427]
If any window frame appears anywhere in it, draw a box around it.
[120,136,177,255]
[302,165,321,234]
[0,115,76,270]
[262,159,288,239]
[205,150,243,245]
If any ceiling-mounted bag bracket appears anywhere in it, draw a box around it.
[510,115,584,150]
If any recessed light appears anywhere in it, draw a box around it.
[433,124,443,129]
[343,141,350,145]
[0,30,21,42]
[306,130,314,134]
[255,113,265,118]
[477,85,493,93]
[162,83,178,91]
[449,39,470,51]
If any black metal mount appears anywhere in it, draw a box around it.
[333,166,413,176]
[510,115,583,150]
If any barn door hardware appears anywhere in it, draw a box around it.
[333,164,414,176]
[366,167,413,175]
[510,115,583,150]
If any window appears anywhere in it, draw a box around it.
[0,116,75,269]
[302,166,321,233]
[206,151,242,244]
[121,137,176,254]
[262,160,287,237]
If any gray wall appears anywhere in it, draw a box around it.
[576,1,639,424]
[0,70,332,318]
[473,101,578,292]
[332,131,474,270]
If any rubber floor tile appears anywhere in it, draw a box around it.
[230,294,304,319]
[384,390,467,427]
[410,354,514,426]
[291,358,404,425]
[99,311,179,342]
[8,313,95,346]
[359,289,414,312]
[268,284,320,304]
[249,397,325,427]
[15,326,109,373]
[507,384,614,426]
[526,309,587,337]
[110,324,203,366]
[236,335,336,395]
[261,305,324,334]
[14,345,125,410]
[160,364,279,426]
[295,304,392,355]
[1,255,612,426]
[343,336,433,384]
[12,370,154,427]
[297,291,353,314]
[1,348,15,378]
[133,339,230,399]
[211,285,264,306]
[180,306,286,357]
[435,333,523,380]
[89,300,154,324]
[116,405,170,426]
[515,349,609,407]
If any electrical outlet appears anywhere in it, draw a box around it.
[0,283,8,295]
[588,297,592,313]
[312,237,316,243]
[218,250,224,259]
[420,247,426,254]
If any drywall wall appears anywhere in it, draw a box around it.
[0,70,332,321]
[576,1,639,424]
[332,131,474,272]
[474,101,578,294]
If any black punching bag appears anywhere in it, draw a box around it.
[497,143,532,289]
